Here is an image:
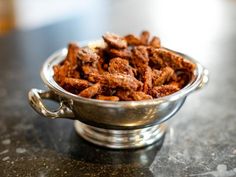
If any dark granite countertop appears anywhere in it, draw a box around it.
[0,0,236,176]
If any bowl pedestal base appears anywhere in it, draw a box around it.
[74,120,166,149]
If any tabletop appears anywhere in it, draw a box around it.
[0,0,236,176]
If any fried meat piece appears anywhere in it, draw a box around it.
[89,73,143,91]
[66,43,80,66]
[124,34,142,46]
[82,64,99,76]
[96,95,120,101]
[108,48,131,59]
[101,73,143,91]
[131,91,153,100]
[140,31,150,45]
[151,85,179,98]
[116,90,133,101]
[90,49,107,74]
[53,43,81,82]
[178,72,191,87]
[103,33,127,49]
[175,70,192,88]
[87,72,102,83]
[157,48,196,72]
[95,47,106,59]
[148,48,164,69]
[97,57,106,74]
[142,66,152,93]
[131,46,149,72]
[100,86,116,96]
[78,83,101,98]
[53,65,64,83]
[152,67,174,86]
[132,46,152,92]
[149,36,161,48]
[62,77,90,93]
[53,62,80,83]
[168,81,182,89]
[108,58,135,76]
[116,90,152,101]
[77,47,99,63]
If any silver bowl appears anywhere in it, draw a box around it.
[28,42,209,149]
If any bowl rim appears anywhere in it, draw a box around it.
[40,41,206,107]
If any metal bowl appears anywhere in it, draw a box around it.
[28,41,208,149]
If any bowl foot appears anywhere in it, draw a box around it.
[74,121,166,149]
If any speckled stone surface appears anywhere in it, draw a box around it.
[0,0,236,176]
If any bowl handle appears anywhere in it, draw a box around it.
[28,88,75,119]
[196,68,209,90]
